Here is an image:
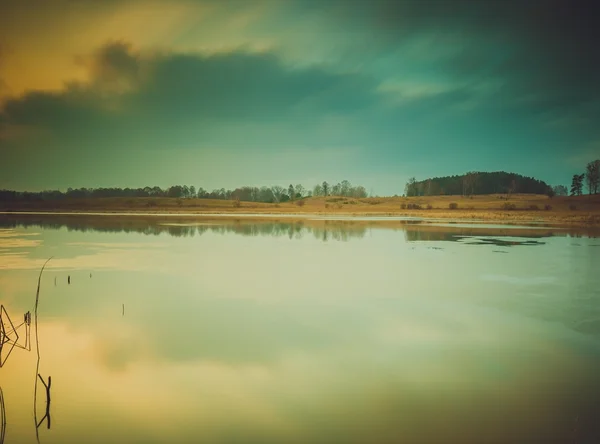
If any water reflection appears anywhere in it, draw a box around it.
[1,214,596,243]
[1,215,600,443]
[0,215,371,241]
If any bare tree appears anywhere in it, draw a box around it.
[585,160,600,194]
[294,184,305,198]
[288,184,295,201]
[340,180,351,196]
[552,185,568,196]
[271,185,284,203]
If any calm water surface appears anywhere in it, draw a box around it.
[0,215,599,443]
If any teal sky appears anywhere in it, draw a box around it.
[0,0,598,195]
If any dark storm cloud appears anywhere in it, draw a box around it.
[131,49,376,124]
[298,0,600,124]
[0,41,379,141]
[88,40,140,85]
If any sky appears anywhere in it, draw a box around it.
[0,0,599,195]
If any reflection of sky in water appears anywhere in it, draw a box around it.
[0,219,599,443]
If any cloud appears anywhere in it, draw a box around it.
[1,0,599,191]
[369,1,599,116]
[83,40,141,91]
[0,41,380,146]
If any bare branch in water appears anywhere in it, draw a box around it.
[33,257,52,444]
[0,386,6,444]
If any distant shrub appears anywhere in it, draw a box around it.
[326,197,345,203]
[146,199,157,207]
[176,198,183,207]
[426,204,433,210]
[529,204,539,211]
[400,203,407,209]
[232,199,241,208]
[406,203,421,209]
[544,204,552,211]
[569,204,577,211]
[502,203,517,210]
[325,203,330,209]
[449,202,458,210]
[296,199,305,207]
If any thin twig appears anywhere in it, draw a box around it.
[0,386,6,444]
[33,257,52,444]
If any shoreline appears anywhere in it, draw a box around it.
[2,208,600,229]
[1,193,599,228]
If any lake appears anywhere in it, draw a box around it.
[1,214,599,443]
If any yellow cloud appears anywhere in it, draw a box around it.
[0,0,279,102]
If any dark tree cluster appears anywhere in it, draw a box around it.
[404,172,552,197]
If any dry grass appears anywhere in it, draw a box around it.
[2,194,600,226]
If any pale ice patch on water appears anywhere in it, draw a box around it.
[428,222,561,229]
[480,274,557,285]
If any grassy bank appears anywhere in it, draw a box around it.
[2,194,600,226]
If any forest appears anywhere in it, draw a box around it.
[404,171,553,197]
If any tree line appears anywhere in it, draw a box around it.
[404,171,553,197]
[570,160,600,196]
[0,180,368,204]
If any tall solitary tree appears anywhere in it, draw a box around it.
[570,174,584,196]
[322,181,329,196]
[288,184,295,201]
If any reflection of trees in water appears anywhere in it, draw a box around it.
[565,236,600,336]
[0,217,367,242]
[200,222,367,241]
[404,230,458,242]
[4,216,595,243]
[165,225,197,237]
[311,225,366,242]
